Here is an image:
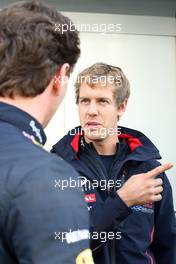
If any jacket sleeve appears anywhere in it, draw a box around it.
[89,192,131,232]
[87,191,131,251]
[2,157,93,264]
[151,172,176,264]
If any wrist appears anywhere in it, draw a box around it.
[117,189,133,207]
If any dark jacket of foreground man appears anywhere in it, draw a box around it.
[0,102,91,264]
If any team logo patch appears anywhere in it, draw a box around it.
[85,194,96,203]
[131,204,153,214]
[76,248,94,264]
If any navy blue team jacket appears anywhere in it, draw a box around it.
[0,103,90,264]
[52,126,176,264]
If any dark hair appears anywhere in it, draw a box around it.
[0,0,80,98]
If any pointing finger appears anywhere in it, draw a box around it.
[146,163,173,179]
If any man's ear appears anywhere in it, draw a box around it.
[117,99,128,119]
[53,63,70,95]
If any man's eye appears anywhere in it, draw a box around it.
[99,99,109,104]
[80,99,89,104]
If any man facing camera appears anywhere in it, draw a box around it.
[52,63,176,264]
[0,1,94,264]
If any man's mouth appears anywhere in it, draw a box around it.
[85,121,102,130]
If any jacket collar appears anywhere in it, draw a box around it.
[52,126,161,162]
[0,102,46,145]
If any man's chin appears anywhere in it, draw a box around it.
[84,132,106,142]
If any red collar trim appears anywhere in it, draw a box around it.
[71,133,82,153]
[119,133,143,151]
[71,132,143,153]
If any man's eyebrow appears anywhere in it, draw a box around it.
[79,97,90,99]
[96,97,112,102]
[79,96,110,100]
[97,97,110,100]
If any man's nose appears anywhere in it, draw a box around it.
[87,102,98,115]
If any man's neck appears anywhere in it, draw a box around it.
[0,97,45,127]
[86,135,118,155]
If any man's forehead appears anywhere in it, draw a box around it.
[79,82,115,96]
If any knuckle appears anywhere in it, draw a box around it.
[155,167,161,175]
[145,172,150,178]
[158,194,162,200]
[155,194,162,201]
[147,180,154,188]
[155,178,163,186]
[150,188,155,195]
[157,178,163,184]
[149,194,155,202]
[160,186,163,192]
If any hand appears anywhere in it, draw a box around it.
[117,163,173,207]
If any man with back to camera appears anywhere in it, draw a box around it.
[52,63,176,264]
[0,1,95,263]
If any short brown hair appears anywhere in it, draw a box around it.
[0,0,80,98]
[75,62,130,107]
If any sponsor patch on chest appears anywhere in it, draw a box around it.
[85,193,96,203]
